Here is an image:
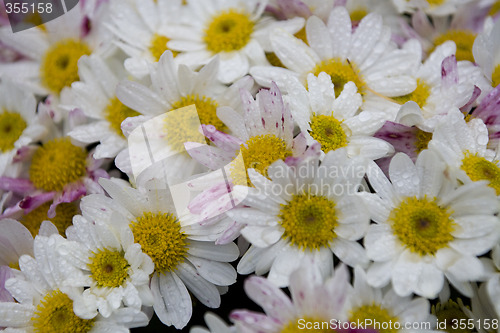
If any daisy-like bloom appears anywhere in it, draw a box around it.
[64,54,142,159]
[473,16,500,90]
[88,176,239,329]
[0,4,111,96]
[227,147,369,287]
[230,260,351,332]
[285,72,393,160]
[105,0,185,79]
[250,7,419,113]
[185,83,307,241]
[360,148,500,298]
[164,0,304,84]
[190,312,236,333]
[391,0,474,17]
[429,110,500,196]
[55,212,154,319]
[346,266,436,333]
[0,234,150,333]
[0,79,51,177]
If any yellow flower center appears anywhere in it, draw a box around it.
[392,79,431,108]
[88,248,130,288]
[230,134,292,186]
[31,289,95,333]
[309,114,349,153]
[294,27,308,45]
[9,261,20,270]
[131,212,188,273]
[0,110,26,152]
[21,202,78,236]
[40,39,91,94]
[163,104,210,153]
[415,129,433,153]
[266,52,285,67]
[491,64,500,87]
[311,58,365,97]
[428,0,445,6]
[279,194,338,251]
[390,196,455,256]
[104,97,140,138]
[432,300,471,333]
[149,33,178,61]
[350,8,368,22]
[29,138,87,192]
[461,153,500,195]
[281,316,333,332]
[489,1,500,16]
[433,30,476,62]
[350,304,399,333]
[204,9,254,53]
[171,94,224,131]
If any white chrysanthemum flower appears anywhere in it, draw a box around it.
[429,110,500,196]
[0,235,149,332]
[346,266,436,333]
[360,149,500,298]
[284,72,393,160]
[106,0,185,78]
[473,16,500,90]
[391,0,473,16]
[227,148,369,287]
[250,7,419,113]
[0,79,50,177]
[64,54,142,159]
[164,0,304,83]
[0,5,111,96]
[88,177,239,329]
[230,260,351,332]
[56,213,154,319]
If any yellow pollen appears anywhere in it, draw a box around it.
[489,1,500,16]
[281,316,333,333]
[0,110,26,152]
[415,129,433,153]
[104,97,140,138]
[29,138,87,192]
[392,78,431,108]
[21,202,78,236]
[88,248,130,288]
[491,64,500,87]
[230,134,292,186]
[204,9,254,53]
[350,304,399,333]
[40,39,91,94]
[390,196,455,256]
[428,0,445,6]
[311,58,365,96]
[432,299,471,333]
[308,113,349,153]
[350,8,368,22]
[432,30,476,62]
[171,94,224,131]
[131,212,188,273]
[149,33,177,61]
[279,193,338,251]
[294,27,308,45]
[31,289,95,333]
[266,52,285,67]
[461,153,500,195]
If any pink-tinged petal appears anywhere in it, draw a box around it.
[230,310,283,331]
[89,168,110,183]
[19,191,56,213]
[291,131,308,156]
[0,266,14,302]
[265,4,286,20]
[244,276,294,323]
[201,125,244,152]
[68,108,87,129]
[216,221,244,245]
[12,145,37,163]
[277,0,312,18]
[48,182,86,218]
[188,183,233,214]
[373,122,418,160]
[441,55,458,90]
[460,86,481,113]
[185,142,233,169]
[0,177,35,193]
[473,84,500,126]
[411,10,434,37]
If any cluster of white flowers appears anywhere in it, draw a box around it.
[1,0,500,332]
